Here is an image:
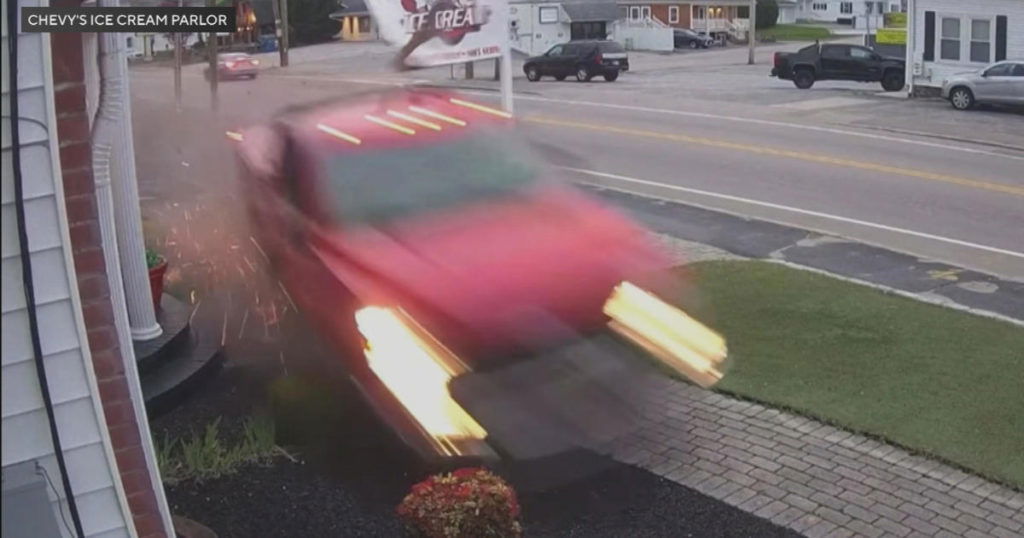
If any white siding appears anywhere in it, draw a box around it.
[911,0,1024,88]
[798,0,900,22]
[510,2,572,55]
[1,2,133,536]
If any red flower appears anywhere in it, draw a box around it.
[452,467,481,479]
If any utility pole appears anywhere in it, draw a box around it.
[748,0,757,65]
[279,0,290,67]
[207,30,218,110]
[174,0,184,108]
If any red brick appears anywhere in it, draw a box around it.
[50,34,84,85]
[73,248,106,275]
[110,423,143,451]
[87,325,118,352]
[57,115,90,145]
[98,376,132,405]
[121,470,151,496]
[59,142,92,171]
[102,399,135,427]
[69,221,100,248]
[76,274,109,302]
[132,513,166,537]
[116,445,149,473]
[127,489,160,516]
[92,348,125,379]
[65,193,97,224]
[53,84,86,115]
[82,299,115,329]
[62,168,96,198]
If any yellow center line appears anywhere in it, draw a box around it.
[524,115,1024,197]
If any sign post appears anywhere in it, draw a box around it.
[500,39,513,113]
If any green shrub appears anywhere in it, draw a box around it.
[756,0,780,29]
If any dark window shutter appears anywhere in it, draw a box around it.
[996,15,1007,61]
[924,11,935,62]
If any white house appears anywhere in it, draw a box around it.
[797,0,901,28]
[509,0,622,55]
[905,0,1021,94]
[778,0,799,24]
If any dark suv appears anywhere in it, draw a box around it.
[524,40,629,82]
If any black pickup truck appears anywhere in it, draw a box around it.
[771,42,906,92]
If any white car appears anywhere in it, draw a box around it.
[941,60,1024,110]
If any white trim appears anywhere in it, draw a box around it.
[668,5,680,24]
[539,5,558,24]
[40,20,138,538]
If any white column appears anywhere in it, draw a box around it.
[107,31,163,341]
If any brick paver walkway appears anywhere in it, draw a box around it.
[602,375,1024,538]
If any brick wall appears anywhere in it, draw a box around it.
[50,13,170,538]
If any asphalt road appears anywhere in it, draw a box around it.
[130,41,1024,279]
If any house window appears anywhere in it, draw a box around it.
[940,17,961,61]
[669,6,679,23]
[629,6,641,20]
[970,19,991,63]
[539,6,558,24]
[813,3,827,11]
[840,2,853,14]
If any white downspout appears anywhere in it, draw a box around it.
[905,0,915,97]
[89,5,176,536]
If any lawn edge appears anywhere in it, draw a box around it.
[763,259,1024,329]
[681,258,1024,491]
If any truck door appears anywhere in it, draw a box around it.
[819,45,851,79]
[849,46,883,81]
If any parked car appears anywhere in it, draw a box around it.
[233,89,725,463]
[524,40,629,82]
[942,61,1024,110]
[204,52,260,81]
[771,42,905,91]
[674,29,713,50]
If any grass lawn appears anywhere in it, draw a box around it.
[683,260,1024,487]
[760,24,833,41]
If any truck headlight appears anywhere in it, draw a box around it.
[355,306,487,454]
[603,281,729,388]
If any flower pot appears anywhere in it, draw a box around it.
[149,258,168,311]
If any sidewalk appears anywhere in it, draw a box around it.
[601,237,1023,538]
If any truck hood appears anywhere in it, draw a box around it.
[314,186,672,358]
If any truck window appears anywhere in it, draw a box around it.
[821,46,848,59]
[850,47,874,59]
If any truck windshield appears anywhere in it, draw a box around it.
[322,131,540,225]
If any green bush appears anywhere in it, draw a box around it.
[756,0,779,29]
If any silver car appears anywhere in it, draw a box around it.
[941,60,1024,110]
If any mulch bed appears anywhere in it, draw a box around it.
[159,365,797,538]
